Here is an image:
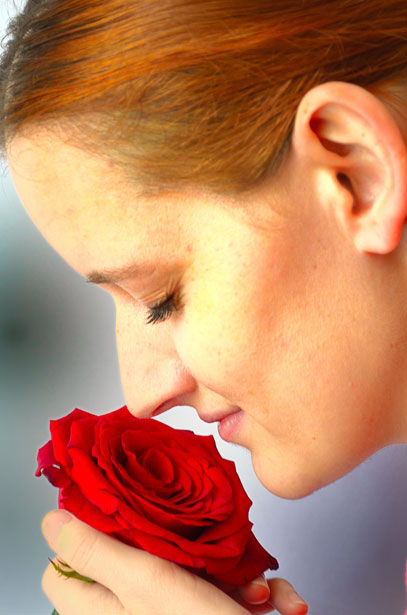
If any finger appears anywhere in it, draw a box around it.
[236,597,276,615]
[41,510,156,599]
[267,578,308,615]
[227,581,275,614]
[41,510,251,615]
[236,574,270,605]
[194,574,274,614]
[42,558,127,615]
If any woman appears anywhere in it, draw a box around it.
[2,0,407,613]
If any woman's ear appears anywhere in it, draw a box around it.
[291,80,407,254]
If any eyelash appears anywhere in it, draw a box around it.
[145,289,182,325]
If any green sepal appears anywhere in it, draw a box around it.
[51,610,59,615]
[49,558,95,584]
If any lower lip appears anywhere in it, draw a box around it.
[217,409,244,442]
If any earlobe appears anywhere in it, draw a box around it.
[292,81,407,254]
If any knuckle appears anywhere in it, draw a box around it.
[98,588,123,615]
[141,554,175,590]
[154,559,199,602]
[123,555,179,605]
[62,523,100,572]
[117,554,161,606]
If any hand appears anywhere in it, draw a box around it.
[41,510,308,615]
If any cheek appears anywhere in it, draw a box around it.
[173,250,291,406]
[175,289,261,398]
[244,323,394,499]
[176,315,248,393]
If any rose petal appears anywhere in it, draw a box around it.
[35,440,56,477]
[59,484,128,533]
[69,448,121,515]
[50,408,94,467]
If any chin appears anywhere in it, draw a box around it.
[251,450,330,500]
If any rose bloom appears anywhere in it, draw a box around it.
[35,406,278,586]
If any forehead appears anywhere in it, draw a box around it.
[8,131,152,224]
[6,131,185,274]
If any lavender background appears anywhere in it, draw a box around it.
[1,1,407,614]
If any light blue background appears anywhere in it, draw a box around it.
[1,2,407,614]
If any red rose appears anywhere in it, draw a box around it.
[35,406,278,586]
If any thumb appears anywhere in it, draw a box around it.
[41,510,155,595]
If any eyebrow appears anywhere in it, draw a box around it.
[85,262,157,285]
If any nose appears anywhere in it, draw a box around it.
[115,298,197,418]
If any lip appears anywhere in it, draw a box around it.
[217,409,245,442]
[199,406,243,424]
[152,402,244,439]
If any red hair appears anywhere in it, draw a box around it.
[1,0,406,195]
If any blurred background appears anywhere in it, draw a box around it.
[1,1,407,614]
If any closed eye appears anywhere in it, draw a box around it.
[145,288,184,325]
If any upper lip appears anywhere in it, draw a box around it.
[198,407,242,423]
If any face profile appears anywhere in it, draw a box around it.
[7,80,407,501]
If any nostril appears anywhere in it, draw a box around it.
[151,398,181,417]
[151,402,167,416]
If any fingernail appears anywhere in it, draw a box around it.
[240,576,270,604]
[42,510,73,548]
[289,590,308,611]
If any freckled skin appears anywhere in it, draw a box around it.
[7,80,407,499]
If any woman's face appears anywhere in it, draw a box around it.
[7,123,406,499]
